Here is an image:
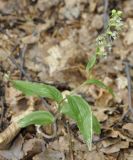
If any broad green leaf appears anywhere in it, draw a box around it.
[86,54,96,71]
[18,111,55,128]
[61,101,101,134]
[60,101,76,120]
[85,79,114,97]
[12,80,63,103]
[93,115,101,134]
[67,95,93,150]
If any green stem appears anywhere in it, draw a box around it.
[57,82,87,112]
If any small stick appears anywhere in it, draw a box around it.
[19,45,27,79]
[66,121,74,160]
[103,0,109,30]
[8,56,31,81]
[0,97,4,130]
[123,62,133,116]
[0,82,6,130]
[128,63,133,68]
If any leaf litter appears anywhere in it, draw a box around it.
[0,0,133,159]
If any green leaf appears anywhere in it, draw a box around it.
[93,115,101,134]
[85,79,114,97]
[61,101,101,134]
[12,80,63,103]
[60,101,76,120]
[66,95,93,150]
[18,111,55,128]
[86,54,96,71]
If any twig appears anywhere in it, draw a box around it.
[19,45,27,79]
[8,56,32,81]
[66,121,74,160]
[0,80,6,131]
[123,61,133,116]
[103,0,109,30]
[0,97,5,130]
[128,63,133,68]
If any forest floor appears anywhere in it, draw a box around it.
[0,0,133,159]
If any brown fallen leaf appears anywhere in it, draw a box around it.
[0,98,34,150]
[123,0,133,17]
[116,76,127,90]
[37,0,60,11]
[50,136,69,152]
[93,108,108,122]
[122,123,133,138]
[123,149,133,160]
[21,34,40,44]
[0,122,21,150]
[100,141,129,154]
[0,135,24,160]
[84,150,104,160]
[23,138,46,159]
[123,19,133,46]
[102,138,120,148]
[110,129,133,142]
[0,48,10,61]
[33,149,65,160]
[91,15,103,30]
[124,30,133,46]
[89,0,97,12]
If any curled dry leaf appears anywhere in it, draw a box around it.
[0,122,21,150]
[0,106,34,150]
[0,92,34,150]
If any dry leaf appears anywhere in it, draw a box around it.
[100,141,129,154]
[0,135,24,160]
[33,149,65,160]
[23,138,46,158]
[122,123,133,138]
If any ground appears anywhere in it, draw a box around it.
[0,0,133,159]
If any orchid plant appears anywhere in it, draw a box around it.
[12,10,123,150]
